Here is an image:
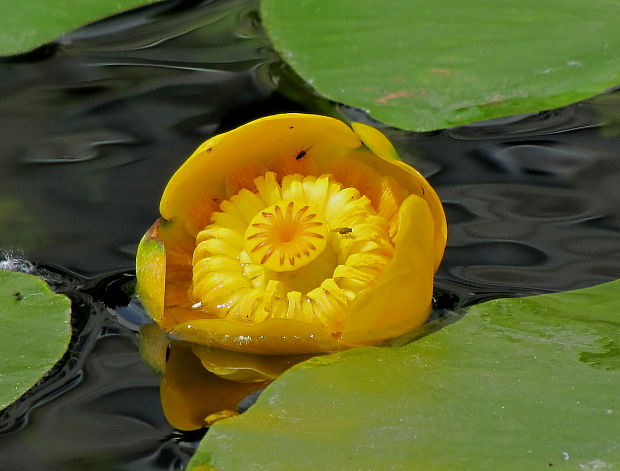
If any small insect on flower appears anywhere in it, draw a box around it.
[332,226,353,235]
[294,145,313,160]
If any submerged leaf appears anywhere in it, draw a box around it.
[262,0,620,131]
[188,279,620,470]
[0,270,71,410]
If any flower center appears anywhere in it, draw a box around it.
[190,172,396,334]
[244,201,327,272]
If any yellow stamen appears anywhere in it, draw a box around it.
[190,172,397,334]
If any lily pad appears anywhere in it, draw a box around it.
[261,0,620,131]
[0,0,158,56]
[0,270,71,410]
[189,279,620,470]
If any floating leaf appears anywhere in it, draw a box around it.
[262,0,620,131]
[0,270,71,410]
[189,279,620,470]
[0,0,158,56]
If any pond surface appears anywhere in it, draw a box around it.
[1,0,620,469]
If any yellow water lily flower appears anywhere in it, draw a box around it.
[136,113,447,430]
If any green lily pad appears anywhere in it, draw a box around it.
[189,279,620,470]
[262,0,620,131]
[0,0,158,56]
[0,270,71,410]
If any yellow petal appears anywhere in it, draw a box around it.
[135,221,166,325]
[328,156,383,206]
[351,121,400,161]
[192,345,310,382]
[339,194,435,345]
[160,344,266,431]
[377,176,410,235]
[159,114,362,233]
[136,218,210,329]
[169,318,343,355]
[225,159,269,197]
[391,160,447,270]
[337,148,447,270]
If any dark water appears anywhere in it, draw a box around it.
[1,0,620,469]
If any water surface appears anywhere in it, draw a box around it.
[1,0,620,469]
